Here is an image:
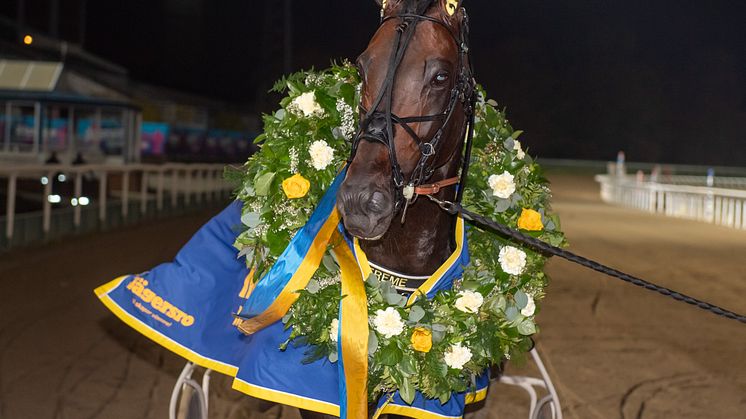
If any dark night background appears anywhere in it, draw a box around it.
[4,0,745,166]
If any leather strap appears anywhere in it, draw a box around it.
[414,176,460,195]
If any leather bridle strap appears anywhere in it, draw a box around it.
[412,176,460,196]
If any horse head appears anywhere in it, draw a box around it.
[337,0,473,241]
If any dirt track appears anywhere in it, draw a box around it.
[0,173,744,419]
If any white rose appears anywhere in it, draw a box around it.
[513,140,526,159]
[372,307,405,338]
[487,171,516,199]
[444,343,473,370]
[309,140,335,170]
[499,245,527,275]
[521,294,536,317]
[329,318,339,343]
[454,290,484,314]
[291,91,324,117]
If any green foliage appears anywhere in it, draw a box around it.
[231,64,567,405]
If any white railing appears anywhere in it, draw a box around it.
[1,163,234,244]
[595,173,746,230]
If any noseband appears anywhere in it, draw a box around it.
[349,6,477,216]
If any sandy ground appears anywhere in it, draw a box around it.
[0,174,744,419]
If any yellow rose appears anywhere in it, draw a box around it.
[517,208,543,231]
[282,174,310,199]
[410,327,433,353]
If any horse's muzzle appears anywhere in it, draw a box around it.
[336,184,394,240]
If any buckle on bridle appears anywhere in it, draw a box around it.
[402,184,415,200]
[420,142,435,156]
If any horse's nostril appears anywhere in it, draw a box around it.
[367,191,386,214]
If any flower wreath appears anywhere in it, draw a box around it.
[228,62,567,404]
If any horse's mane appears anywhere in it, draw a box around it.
[400,0,435,15]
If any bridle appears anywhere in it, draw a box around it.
[349,3,477,219]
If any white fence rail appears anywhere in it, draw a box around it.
[595,174,746,230]
[1,163,233,245]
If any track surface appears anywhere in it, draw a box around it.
[0,174,744,419]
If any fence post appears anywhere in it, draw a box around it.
[99,171,108,224]
[140,170,148,215]
[184,169,192,206]
[74,171,82,228]
[5,173,17,243]
[122,170,130,218]
[171,168,179,209]
[157,169,164,211]
[43,170,52,235]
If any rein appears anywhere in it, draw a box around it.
[350,3,476,218]
[425,195,746,324]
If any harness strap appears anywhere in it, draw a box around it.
[426,195,746,325]
[413,176,460,195]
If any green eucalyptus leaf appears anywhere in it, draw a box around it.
[408,306,425,323]
[505,306,519,321]
[431,328,446,343]
[514,290,528,309]
[385,291,406,306]
[241,212,261,229]
[494,198,511,212]
[431,324,447,332]
[322,254,339,273]
[368,331,379,355]
[366,273,380,287]
[517,319,536,336]
[503,137,515,150]
[306,279,321,294]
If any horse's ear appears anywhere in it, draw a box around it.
[438,0,463,20]
[374,0,403,17]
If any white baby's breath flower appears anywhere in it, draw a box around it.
[372,307,405,338]
[499,245,527,275]
[291,91,324,117]
[444,343,473,370]
[513,140,526,159]
[317,272,341,288]
[454,290,484,314]
[329,318,339,343]
[487,171,516,199]
[336,99,356,140]
[521,294,536,317]
[309,140,335,170]
[289,147,299,173]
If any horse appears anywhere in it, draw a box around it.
[305,0,475,417]
[337,0,473,279]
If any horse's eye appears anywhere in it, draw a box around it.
[431,72,450,87]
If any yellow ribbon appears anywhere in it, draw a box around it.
[334,232,370,418]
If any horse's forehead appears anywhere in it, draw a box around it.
[365,19,458,65]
